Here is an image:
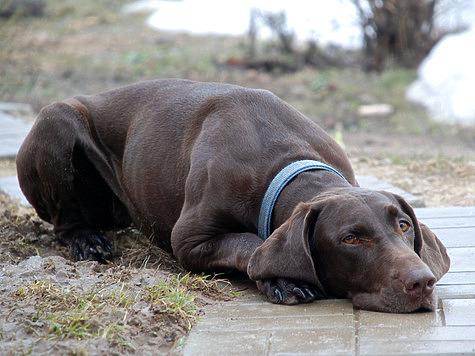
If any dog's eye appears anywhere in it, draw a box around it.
[399,221,410,232]
[343,235,359,244]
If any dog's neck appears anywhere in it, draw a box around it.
[271,170,350,232]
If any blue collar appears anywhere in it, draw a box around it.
[258,159,349,240]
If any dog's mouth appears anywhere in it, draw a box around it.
[349,287,438,313]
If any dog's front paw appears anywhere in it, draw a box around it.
[70,231,112,263]
[256,278,320,305]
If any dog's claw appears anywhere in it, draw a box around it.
[94,245,105,255]
[258,278,319,305]
[305,288,315,299]
[293,287,306,299]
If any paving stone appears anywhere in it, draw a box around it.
[184,330,268,356]
[359,325,475,341]
[438,271,475,285]
[195,314,354,332]
[0,110,32,159]
[417,216,475,229]
[446,247,475,272]
[437,284,475,299]
[269,328,355,355]
[358,309,444,327]
[359,326,475,355]
[430,227,475,247]
[437,271,475,299]
[358,175,425,207]
[202,299,353,319]
[359,340,475,355]
[0,175,29,206]
[415,206,475,218]
[0,102,34,112]
[442,299,475,326]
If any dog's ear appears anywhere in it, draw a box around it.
[247,202,325,293]
[392,194,450,280]
[418,222,451,280]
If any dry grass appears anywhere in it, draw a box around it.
[351,155,475,207]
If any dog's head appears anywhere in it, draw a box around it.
[248,188,450,313]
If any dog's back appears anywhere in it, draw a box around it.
[17,79,354,253]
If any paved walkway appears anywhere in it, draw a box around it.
[184,206,475,355]
[0,103,34,205]
[0,102,33,159]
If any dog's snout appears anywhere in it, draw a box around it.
[401,269,436,297]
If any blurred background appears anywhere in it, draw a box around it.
[1,0,474,206]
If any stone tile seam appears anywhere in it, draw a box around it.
[195,326,355,332]
[206,302,354,309]
[439,299,447,327]
[265,331,273,356]
[198,315,354,322]
[194,325,355,333]
[438,282,475,285]
[354,307,361,356]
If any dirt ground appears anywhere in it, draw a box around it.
[1,1,474,355]
[0,192,238,355]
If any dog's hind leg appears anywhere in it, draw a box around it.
[16,102,131,262]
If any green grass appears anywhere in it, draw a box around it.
[13,279,133,344]
[47,311,93,340]
[380,69,418,91]
[147,272,231,328]
[148,278,197,328]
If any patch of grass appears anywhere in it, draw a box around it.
[388,154,475,178]
[47,310,93,340]
[149,278,197,328]
[13,279,131,342]
[311,71,331,92]
[45,0,127,21]
[380,69,418,91]
[300,67,432,134]
[174,336,187,350]
[179,272,232,295]
[148,273,234,328]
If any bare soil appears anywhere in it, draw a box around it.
[0,1,474,354]
[0,193,235,355]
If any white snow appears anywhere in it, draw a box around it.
[406,1,475,126]
[123,0,363,49]
[407,29,475,126]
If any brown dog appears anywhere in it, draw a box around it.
[16,79,450,312]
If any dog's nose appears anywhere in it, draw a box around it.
[402,269,436,297]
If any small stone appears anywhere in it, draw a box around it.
[357,104,394,117]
